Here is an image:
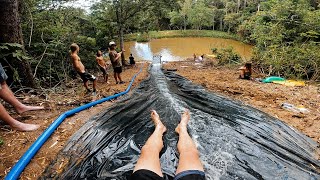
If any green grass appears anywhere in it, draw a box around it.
[124,30,239,42]
[0,138,3,146]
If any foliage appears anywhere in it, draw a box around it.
[0,138,3,146]
[4,0,318,87]
[125,30,238,41]
[216,47,241,65]
[0,43,31,83]
[239,0,320,80]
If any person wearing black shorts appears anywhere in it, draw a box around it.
[70,43,97,95]
[131,109,206,180]
[109,41,125,84]
[96,50,109,83]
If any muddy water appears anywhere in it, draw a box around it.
[124,37,252,62]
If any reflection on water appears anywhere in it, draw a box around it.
[124,37,253,62]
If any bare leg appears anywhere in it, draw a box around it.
[0,104,39,131]
[114,72,118,83]
[0,82,44,114]
[175,110,204,174]
[93,79,97,91]
[133,110,167,176]
[118,73,123,82]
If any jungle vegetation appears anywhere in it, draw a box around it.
[0,0,319,88]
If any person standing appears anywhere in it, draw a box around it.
[96,50,110,83]
[108,41,125,84]
[70,43,97,95]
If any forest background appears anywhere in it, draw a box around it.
[0,0,319,89]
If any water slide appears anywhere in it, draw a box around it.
[41,64,320,179]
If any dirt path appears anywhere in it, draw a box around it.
[0,63,149,179]
[164,61,320,144]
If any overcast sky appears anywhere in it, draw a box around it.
[64,0,99,13]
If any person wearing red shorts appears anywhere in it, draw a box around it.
[131,109,205,180]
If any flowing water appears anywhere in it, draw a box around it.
[124,37,253,62]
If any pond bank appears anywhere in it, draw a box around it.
[124,30,239,42]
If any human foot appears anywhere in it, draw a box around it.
[175,109,190,134]
[16,105,44,114]
[151,110,166,134]
[11,121,40,131]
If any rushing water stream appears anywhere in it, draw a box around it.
[124,37,253,61]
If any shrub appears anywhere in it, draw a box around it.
[216,47,241,65]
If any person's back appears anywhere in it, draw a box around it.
[129,54,135,65]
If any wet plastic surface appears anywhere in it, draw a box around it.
[42,65,320,179]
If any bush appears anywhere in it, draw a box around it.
[211,48,218,53]
[216,47,241,65]
[136,33,150,42]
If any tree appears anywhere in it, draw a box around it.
[0,0,36,87]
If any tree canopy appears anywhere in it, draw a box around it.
[0,0,319,88]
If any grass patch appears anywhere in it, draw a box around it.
[125,30,239,42]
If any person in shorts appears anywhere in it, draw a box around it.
[70,43,97,95]
[0,63,43,131]
[96,50,110,83]
[108,41,125,84]
[131,109,205,180]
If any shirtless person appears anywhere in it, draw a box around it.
[131,109,205,180]
[70,43,97,95]
[108,41,125,84]
[0,63,43,131]
[96,50,109,83]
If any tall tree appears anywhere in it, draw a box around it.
[0,0,36,87]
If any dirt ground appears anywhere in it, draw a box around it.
[0,62,149,179]
[163,60,320,144]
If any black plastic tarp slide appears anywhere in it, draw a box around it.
[42,65,320,180]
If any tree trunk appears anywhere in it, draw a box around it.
[220,17,223,31]
[212,13,215,30]
[119,25,126,66]
[183,15,186,30]
[0,0,36,88]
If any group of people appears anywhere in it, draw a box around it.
[70,41,136,95]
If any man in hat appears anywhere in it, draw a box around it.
[108,41,125,84]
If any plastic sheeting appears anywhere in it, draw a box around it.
[42,64,320,180]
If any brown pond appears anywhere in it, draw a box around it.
[124,37,253,62]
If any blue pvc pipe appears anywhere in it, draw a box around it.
[5,67,143,180]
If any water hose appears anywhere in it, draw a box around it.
[5,66,143,180]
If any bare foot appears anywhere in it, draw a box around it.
[11,121,40,131]
[175,109,190,134]
[151,110,166,134]
[16,105,44,114]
